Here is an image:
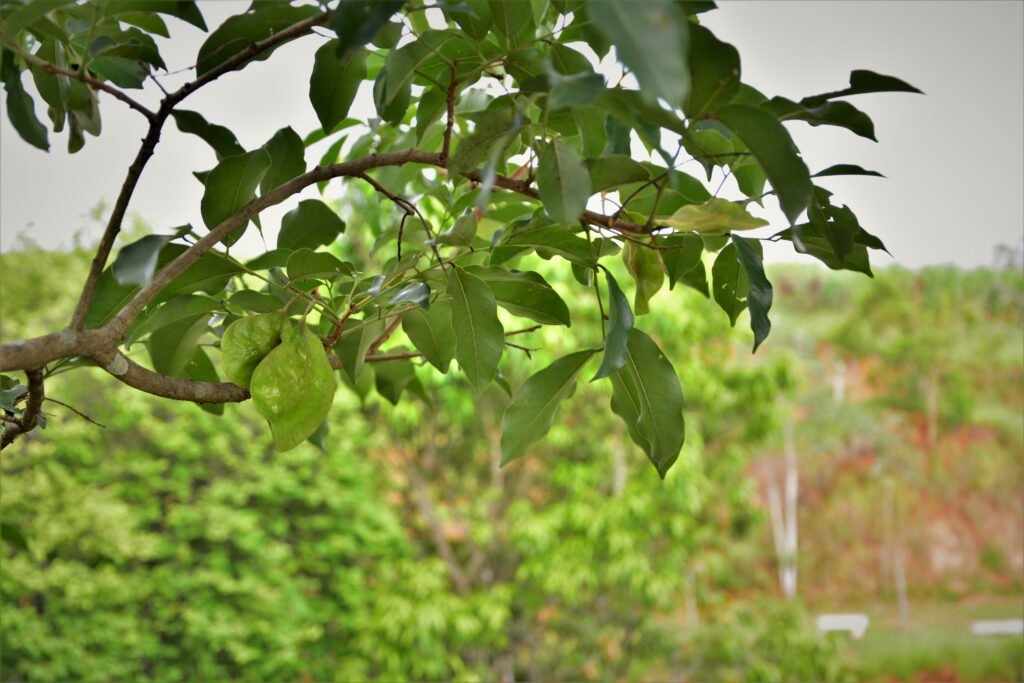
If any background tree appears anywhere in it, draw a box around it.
[0,0,918,468]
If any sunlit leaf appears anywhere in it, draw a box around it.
[660,198,769,234]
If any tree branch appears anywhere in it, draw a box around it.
[90,348,249,403]
[0,369,44,450]
[41,63,155,118]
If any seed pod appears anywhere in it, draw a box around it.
[220,312,286,388]
[250,324,336,451]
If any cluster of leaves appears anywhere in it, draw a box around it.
[0,0,918,471]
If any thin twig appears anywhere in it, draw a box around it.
[356,172,449,275]
[504,342,537,359]
[44,397,106,428]
[505,325,541,337]
[325,303,356,351]
[40,62,155,118]
[367,315,402,356]
[366,351,423,363]
[441,58,458,162]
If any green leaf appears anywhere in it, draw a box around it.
[277,199,346,250]
[732,235,772,352]
[711,242,747,326]
[813,163,884,178]
[251,325,336,451]
[102,0,206,30]
[585,155,650,193]
[587,0,689,108]
[372,66,409,126]
[157,246,243,301]
[335,316,385,383]
[715,103,812,225]
[200,148,272,238]
[592,270,634,381]
[436,212,478,247]
[659,198,769,234]
[466,266,571,326]
[416,85,447,143]
[245,248,293,271]
[401,303,455,372]
[388,281,430,309]
[801,69,923,107]
[449,105,517,173]
[807,185,861,263]
[309,41,367,134]
[488,0,534,45]
[306,417,329,451]
[148,312,214,379]
[219,311,286,388]
[685,23,741,118]
[226,290,283,315]
[609,329,684,478]
[286,249,354,286]
[501,349,597,464]
[501,226,598,268]
[127,294,223,346]
[0,385,27,412]
[329,0,404,58]
[547,67,604,110]
[1,51,48,151]
[195,4,319,77]
[111,234,176,287]
[89,56,148,89]
[373,352,417,405]
[678,259,709,297]
[761,96,876,141]
[536,139,591,227]
[0,521,29,554]
[260,126,305,194]
[659,232,704,289]
[775,223,874,276]
[623,241,663,316]
[448,267,504,395]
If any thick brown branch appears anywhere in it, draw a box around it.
[91,348,249,403]
[0,369,44,450]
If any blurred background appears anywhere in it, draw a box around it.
[1,213,1021,681]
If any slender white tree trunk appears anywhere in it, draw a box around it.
[766,421,800,599]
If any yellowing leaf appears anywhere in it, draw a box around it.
[660,198,768,234]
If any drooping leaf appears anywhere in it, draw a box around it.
[732,235,772,352]
[251,324,336,451]
[466,266,571,326]
[608,329,684,478]
[1,51,48,151]
[659,197,769,234]
[388,281,430,309]
[501,349,597,464]
[761,96,876,141]
[401,303,455,372]
[448,267,504,395]
[710,242,747,326]
[195,4,320,77]
[335,316,385,383]
[0,0,76,44]
[801,69,923,107]
[715,103,813,225]
[587,0,689,108]
[200,148,272,239]
[775,223,874,276]
[329,0,404,57]
[372,66,409,126]
[536,139,591,227]
[126,294,223,347]
[277,199,346,250]
[309,41,367,134]
[260,126,305,194]
[659,232,704,289]
[592,270,634,381]
[685,23,741,118]
[678,259,710,297]
[373,352,417,405]
[112,234,176,287]
[623,240,664,315]
[148,312,214,379]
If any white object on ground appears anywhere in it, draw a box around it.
[970,619,1024,635]
[816,613,870,639]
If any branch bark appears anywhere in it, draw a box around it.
[0,369,44,450]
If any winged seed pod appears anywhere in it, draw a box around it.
[250,325,336,451]
[220,312,287,388]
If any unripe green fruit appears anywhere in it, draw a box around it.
[220,312,286,388]
[250,325,336,451]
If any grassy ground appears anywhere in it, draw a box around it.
[824,598,1023,681]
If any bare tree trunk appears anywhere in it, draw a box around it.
[782,421,799,599]
[766,477,788,594]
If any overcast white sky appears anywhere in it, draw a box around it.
[1,1,1022,269]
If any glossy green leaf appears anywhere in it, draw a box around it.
[251,325,336,451]
[715,103,812,225]
[148,312,213,379]
[659,233,704,289]
[89,57,147,89]
[436,212,478,247]
[466,266,571,326]
[112,234,176,287]
[732,235,772,352]
[245,248,293,271]
[623,241,664,316]
[329,0,403,57]
[585,155,650,193]
[310,41,367,134]
[609,329,684,478]
[678,259,710,297]
[416,85,447,143]
[401,303,455,372]
[502,226,598,268]
[1,51,48,151]
[660,198,769,234]
[286,249,354,286]
[588,0,689,108]
[388,281,430,309]
[592,270,634,381]
[711,242,747,326]
[372,67,409,126]
[278,199,346,250]
[156,246,243,302]
[761,96,876,141]
[537,139,591,227]
[448,267,504,395]
[335,316,385,383]
[196,4,319,77]
[226,290,283,314]
[260,126,305,194]
[449,106,517,173]
[801,69,923,107]
[685,23,741,117]
[501,349,597,464]
[127,294,223,346]
[200,148,271,237]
